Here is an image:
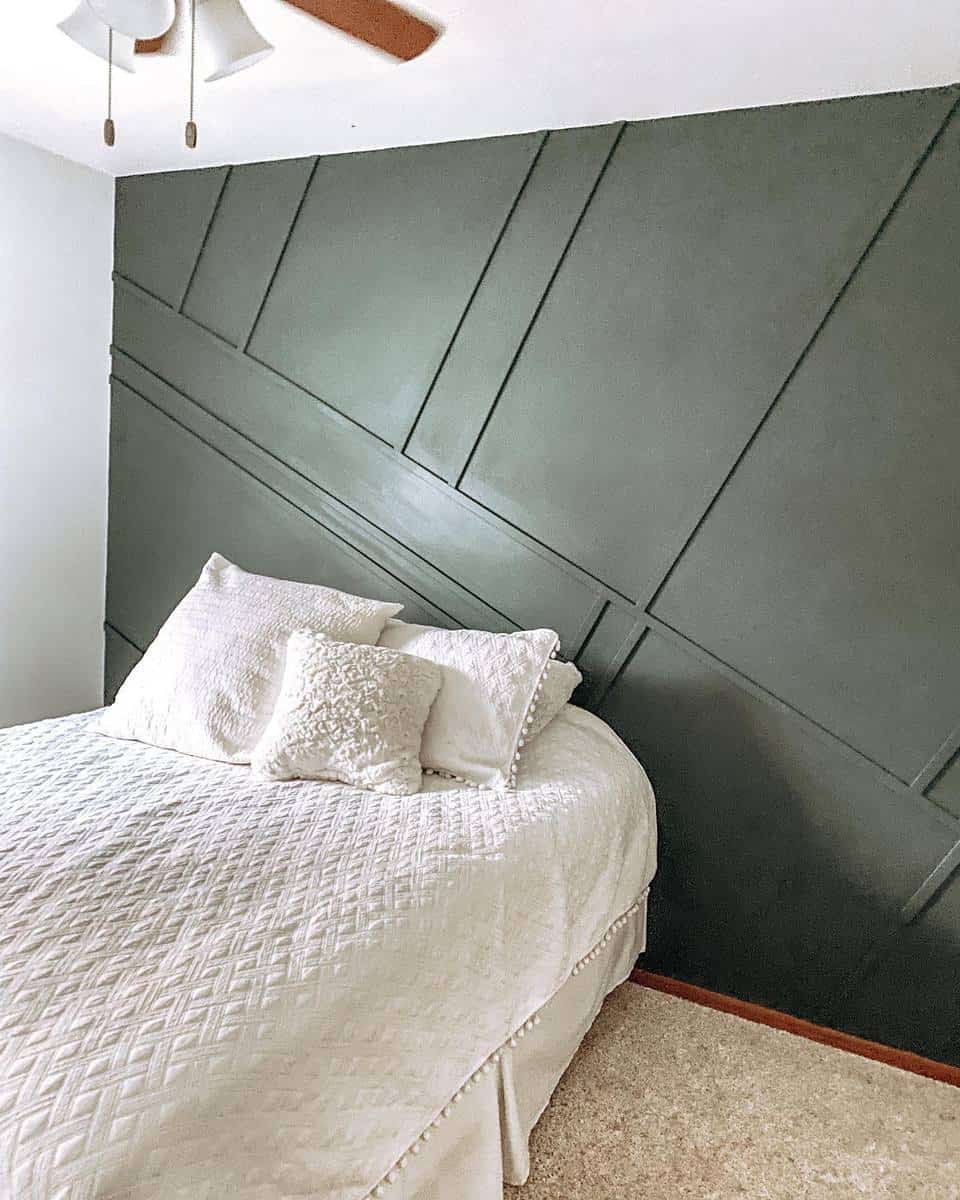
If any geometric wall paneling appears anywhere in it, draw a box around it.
[104,624,143,704]
[404,124,623,479]
[115,167,230,308]
[110,351,514,638]
[457,88,958,600]
[573,602,645,707]
[246,134,543,446]
[108,380,455,648]
[110,87,960,1065]
[652,100,960,784]
[596,632,960,1029]
[928,754,960,823]
[112,279,601,649]
[831,872,960,1067]
[181,157,317,347]
[912,723,960,797]
[637,614,950,807]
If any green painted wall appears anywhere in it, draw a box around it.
[110,86,960,1066]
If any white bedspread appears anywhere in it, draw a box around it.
[0,706,656,1200]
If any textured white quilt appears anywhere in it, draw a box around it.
[0,706,656,1200]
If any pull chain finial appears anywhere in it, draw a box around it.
[103,27,116,146]
[185,0,198,148]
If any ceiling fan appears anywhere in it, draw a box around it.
[58,0,442,147]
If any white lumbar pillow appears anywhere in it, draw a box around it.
[98,553,402,763]
[526,659,583,739]
[376,620,559,790]
[252,631,442,794]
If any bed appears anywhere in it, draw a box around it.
[0,702,656,1200]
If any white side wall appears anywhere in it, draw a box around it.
[0,132,113,728]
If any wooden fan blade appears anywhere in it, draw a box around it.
[283,0,440,61]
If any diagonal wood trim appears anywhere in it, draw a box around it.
[245,349,396,448]
[103,622,145,705]
[111,269,960,820]
[913,725,960,793]
[898,838,960,924]
[640,91,960,618]
[114,270,637,616]
[453,123,627,491]
[581,616,648,710]
[108,92,960,1072]
[104,620,145,655]
[109,366,508,634]
[824,835,960,1022]
[178,167,233,314]
[630,970,960,1088]
[642,612,959,824]
[399,132,550,455]
[111,274,620,642]
[241,157,320,353]
[403,124,623,482]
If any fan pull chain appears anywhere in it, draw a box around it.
[103,28,116,146]
[185,0,198,148]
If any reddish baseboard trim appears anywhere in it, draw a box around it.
[630,969,960,1089]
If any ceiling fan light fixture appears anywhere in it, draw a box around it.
[158,0,272,80]
[197,0,274,81]
[85,0,177,40]
[58,4,138,72]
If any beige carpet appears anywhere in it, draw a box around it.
[505,983,960,1199]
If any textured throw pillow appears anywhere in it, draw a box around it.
[252,631,442,794]
[98,553,402,763]
[526,659,583,739]
[377,620,559,789]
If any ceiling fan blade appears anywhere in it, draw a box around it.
[282,0,440,61]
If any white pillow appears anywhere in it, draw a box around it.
[377,620,559,789]
[98,553,402,763]
[252,631,442,794]
[527,659,583,739]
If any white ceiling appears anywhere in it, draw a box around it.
[2,1,959,177]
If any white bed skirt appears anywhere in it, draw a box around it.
[1,711,655,1199]
[396,893,649,1200]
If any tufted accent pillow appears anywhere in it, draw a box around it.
[526,659,583,740]
[377,620,559,790]
[251,631,442,793]
[98,553,402,763]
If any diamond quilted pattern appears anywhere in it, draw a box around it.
[0,709,655,1199]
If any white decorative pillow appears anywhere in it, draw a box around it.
[377,620,559,789]
[98,553,402,763]
[252,631,442,794]
[527,659,583,739]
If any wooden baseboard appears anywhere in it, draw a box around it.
[630,969,960,1089]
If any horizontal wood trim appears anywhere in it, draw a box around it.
[630,969,960,1089]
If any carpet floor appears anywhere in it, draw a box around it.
[505,982,959,1199]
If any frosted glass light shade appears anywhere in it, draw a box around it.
[197,0,274,81]
[85,0,176,39]
[158,0,272,80]
[59,4,138,72]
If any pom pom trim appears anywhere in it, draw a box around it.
[363,889,648,1197]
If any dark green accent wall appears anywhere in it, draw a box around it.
[109,86,960,1067]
